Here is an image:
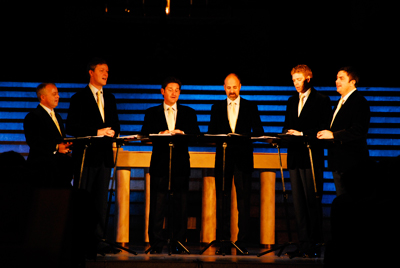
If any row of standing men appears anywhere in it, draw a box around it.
[23,59,370,257]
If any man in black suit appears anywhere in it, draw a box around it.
[141,77,200,254]
[66,58,120,253]
[208,73,264,254]
[317,66,370,196]
[24,83,73,188]
[282,65,331,257]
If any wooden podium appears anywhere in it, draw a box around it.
[113,149,287,246]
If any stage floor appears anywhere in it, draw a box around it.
[86,243,325,268]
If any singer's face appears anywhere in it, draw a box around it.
[224,75,241,101]
[89,64,109,89]
[41,84,59,110]
[161,83,181,106]
[292,72,310,94]
[336,71,355,96]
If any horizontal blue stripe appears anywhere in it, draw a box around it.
[0,144,29,153]
[323,182,336,192]
[369,128,400,134]
[260,115,285,122]
[0,133,26,141]
[368,150,400,157]
[0,101,70,109]
[322,195,336,204]
[2,82,399,92]
[370,106,400,112]
[367,139,400,145]
[370,117,400,123]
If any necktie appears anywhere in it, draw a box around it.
[97,90,105,122]
[298,94,305,117]
[50,110,62,135]
[330,98,344,127]
[229,102,237,133]
[167,107,175,131]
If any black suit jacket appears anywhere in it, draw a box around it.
[24,104,73,187]
[24,104,65,161]
[283,88,332,169]
[141,103,200,179]
[329,90,370,172]
[208,97,264,176]
[66,86,120,168]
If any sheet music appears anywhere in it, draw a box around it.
[63,135,105,141]
[204,133,243,137]
[251,136,279,139]
[118,134,139,139]
[149,133,185,136]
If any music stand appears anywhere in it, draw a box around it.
[199,134,247,256]
[144,134,192,255]
[65,135,138,255]
[252,136,298,257]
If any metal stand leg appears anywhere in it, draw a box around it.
[200,142,245,256]
[258,143,297,257]
[101,141,138,255]
[145,142,190,255]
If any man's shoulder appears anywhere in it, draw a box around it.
[311,87,330,100]
[177,103,195,112]
[70,86,90,99]
[145,104,163,113]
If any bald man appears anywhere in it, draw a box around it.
[208,73,264,254]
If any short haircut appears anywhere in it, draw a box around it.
[224,73,241,84]
[291,64,313,78]
[87,57,108,73]
[36,83,56,101]
[162,76,182,90]
[338,66,359,86]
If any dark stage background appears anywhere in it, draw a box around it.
[1,0,398,87]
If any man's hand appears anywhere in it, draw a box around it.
[286,129,303,136]
[317,130,334,139]
[97,127,115,137]
[58,142,72,154]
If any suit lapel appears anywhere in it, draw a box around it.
[235,97,247,133]
[37,105,63,138]
[299,88,315,120]
[158,104,168,130]
[84,86,104,124]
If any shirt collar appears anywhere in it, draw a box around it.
[39,103,53,115]
[341,88,357,103]
[89,83,102,95]
[164,102,177,111]
[299,88,311,99]
[227,96,240,106]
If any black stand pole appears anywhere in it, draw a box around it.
[306,141,324,253]
[200,141,245,256]
[145,142,190,255]
[102,139,137,255]
[258,142,297,257]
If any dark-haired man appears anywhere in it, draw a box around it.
[141,77,200,254]
[208,73,264,254]
[317,66,370,196]
[283,65,331,257]
[66,58,120,253]
[24,83,73,188]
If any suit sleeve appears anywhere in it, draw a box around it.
[66,94,99,137]
[182,107,200,134]
[302,95,332,137]
[249,102,264,136]
[24,112,58,155]
[207,104,219,134]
